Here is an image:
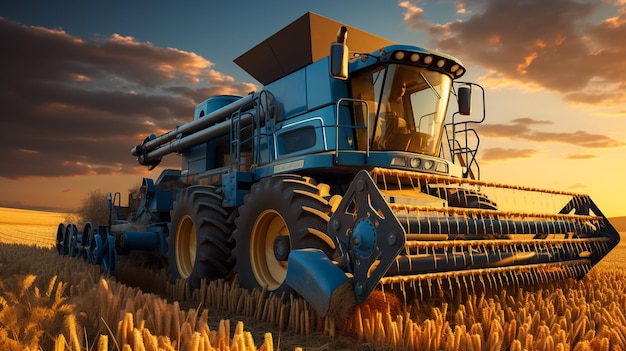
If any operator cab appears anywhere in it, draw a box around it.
[351,64,452,156]
[331,28,467,164]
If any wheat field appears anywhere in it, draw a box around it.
[0,207,64,248]
[0,206,624,350]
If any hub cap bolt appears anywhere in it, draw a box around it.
[388,231,398,246]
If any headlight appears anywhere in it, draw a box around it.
[423,160,434,170]
[435,162,448,173]
[410,158,421,168]
[391,156,406,167]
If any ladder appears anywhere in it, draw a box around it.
[444,83,486,180]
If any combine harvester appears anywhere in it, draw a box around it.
[56,13,619,317]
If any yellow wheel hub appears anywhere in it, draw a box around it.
[175,215,196,278]
[250,210,289,291]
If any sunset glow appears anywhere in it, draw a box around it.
[0,1,625,217]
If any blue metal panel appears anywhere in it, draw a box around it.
[286,248,349,317]
[253,153,335,179]
[306,58,332,109]
[123,231,160,250]
[255,125,273,165]
[140,177,178,214]
[194,95,242,120]
[265,69,308,118]
[335,151,367,165]
[153,189,177,212]
[275,117,327,159]
[272,104,353,157]
[221,171,254,207]
[185,96,241,176]
[305,57,349,110]
[304,58,356,158]
[334,102,358,151]
[155,169,181,184]
[186,142,208,175]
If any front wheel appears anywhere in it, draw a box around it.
[233,176,336,295]
[167,186,235,291]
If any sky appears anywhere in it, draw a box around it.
[0,0,625,217]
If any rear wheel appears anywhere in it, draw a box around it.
[167,186,235,291]
[233,175,335,295]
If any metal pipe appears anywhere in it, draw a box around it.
[395,215,597,236]
[385,251,555,275]
[131,93,257,156]
[137,111,259,165]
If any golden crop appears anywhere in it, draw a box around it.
[0,243,280,351]
[0,207,63,248]
[0,207,624,350]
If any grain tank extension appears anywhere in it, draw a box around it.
[56,13,620,317]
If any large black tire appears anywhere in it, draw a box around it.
[167,186,235,291]
[233,175,336,296]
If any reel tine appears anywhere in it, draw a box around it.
[372,168,616,307]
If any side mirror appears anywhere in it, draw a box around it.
[330,26,348,80]
[458,85,471,115]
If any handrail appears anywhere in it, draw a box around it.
[445,82,486,180]
[335,98,369,163]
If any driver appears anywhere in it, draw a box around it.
[381,82,410,149]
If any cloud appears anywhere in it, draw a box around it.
[566,154,598,160]
[0,18,256,179]
[476,118,625,148]
[398,1,429,30]
[455,1,470,15]
[481,147,538,161]
[568,183,587,190]
[399,0,626,107]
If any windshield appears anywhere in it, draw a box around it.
[351,64,452,156]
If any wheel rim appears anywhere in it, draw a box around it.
[250,209,289,291]
[175,215,196,278]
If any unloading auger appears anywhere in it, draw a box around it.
[56,12,620,319]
